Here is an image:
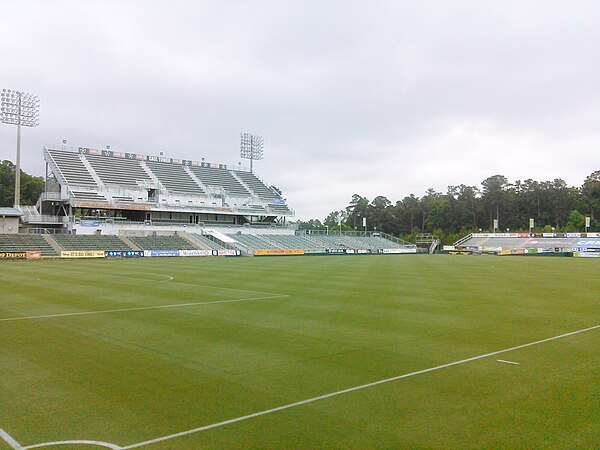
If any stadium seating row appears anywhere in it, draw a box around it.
[145,161,205,195]
[0,234,58,256]
[0,233,408,255]
[45,149,286,207]
[129,235,199,251]
[227,233,410,252]
[52,234,132,251]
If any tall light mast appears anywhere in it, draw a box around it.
[1,89,40,208]
[240,132,264,173]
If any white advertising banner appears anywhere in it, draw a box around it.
[381,248,417,254]
[179,250,213,257]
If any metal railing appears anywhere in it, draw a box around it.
[39,192,67,201]
[453,233,473,246]
[22,215,68,224]
[25,228,64,235]
[67,216,296,229]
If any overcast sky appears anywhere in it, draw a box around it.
[1,1,598,220]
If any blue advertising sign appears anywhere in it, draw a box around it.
[575,239,600,249]
[80,220,101,227]
[149,250,180,257]
[105,250,144,258]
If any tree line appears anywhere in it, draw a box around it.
[299,171,600,244]
[0,160,45,207]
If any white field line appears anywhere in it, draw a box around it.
[70,271,286,297]
[8,268,287,298]
[0,427,23,450]
[121,324,600,449]
[497,359,520,365]
[0,294,289,323]
[23,440,122,449]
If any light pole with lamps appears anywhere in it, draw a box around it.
[240,133,264,173]
[1,89,40,208]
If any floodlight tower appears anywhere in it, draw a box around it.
[1,89,40,208]
[240,132,264,173]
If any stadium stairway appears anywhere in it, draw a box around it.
[42,234,64,254]
[178,231,213,250]
[80,154,104,187]
[119,235,141,250]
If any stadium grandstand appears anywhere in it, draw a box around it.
[0,143,416,258]
[39,145,293,230]
[448,232,600,257]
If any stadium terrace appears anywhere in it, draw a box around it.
[0,143,415,258]
[41,144,293,228]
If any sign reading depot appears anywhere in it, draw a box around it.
[0,251,42,260]
[0,251,27,259]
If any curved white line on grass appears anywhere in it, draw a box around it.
[69,271,174,284]
[0,427,23,450]
[0,294,289,323]
[23,440,122,449]
[69,270,285,296]
[122,324,600,449]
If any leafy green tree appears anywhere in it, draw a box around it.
[0,160,16,206]
[426,196,453,232]
[564,210,586,232]
[448,185,481,230]
[481,175,510,230]
[297,219,324,230]
[345,194,369,230]
[394,194,421,235]
[581,170,600,226]
[0,160,44,207]
[369,196,394,233]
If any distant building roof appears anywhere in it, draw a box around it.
[0,207,23,217]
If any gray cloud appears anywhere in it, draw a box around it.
[1,0,598,219]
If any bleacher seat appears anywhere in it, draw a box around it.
[53,235,134,251]
[71,191,108,202]
[189,166,251,197]
[226,233,408,252]
[46,149,98,187]
[235,171,281,200]
[0,234,58,256]
[86,154,153,188]
[128,235,199,250]
[145,161,206,196]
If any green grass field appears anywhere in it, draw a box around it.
[1,255,598,449]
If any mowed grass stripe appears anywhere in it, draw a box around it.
[0,255,597,448]
[0,262,287,321]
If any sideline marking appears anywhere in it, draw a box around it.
[121,324,600,449]
[497,359,520,365]
[0,427,23,450]
[23,440,122,449]
[0,294,289,323]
